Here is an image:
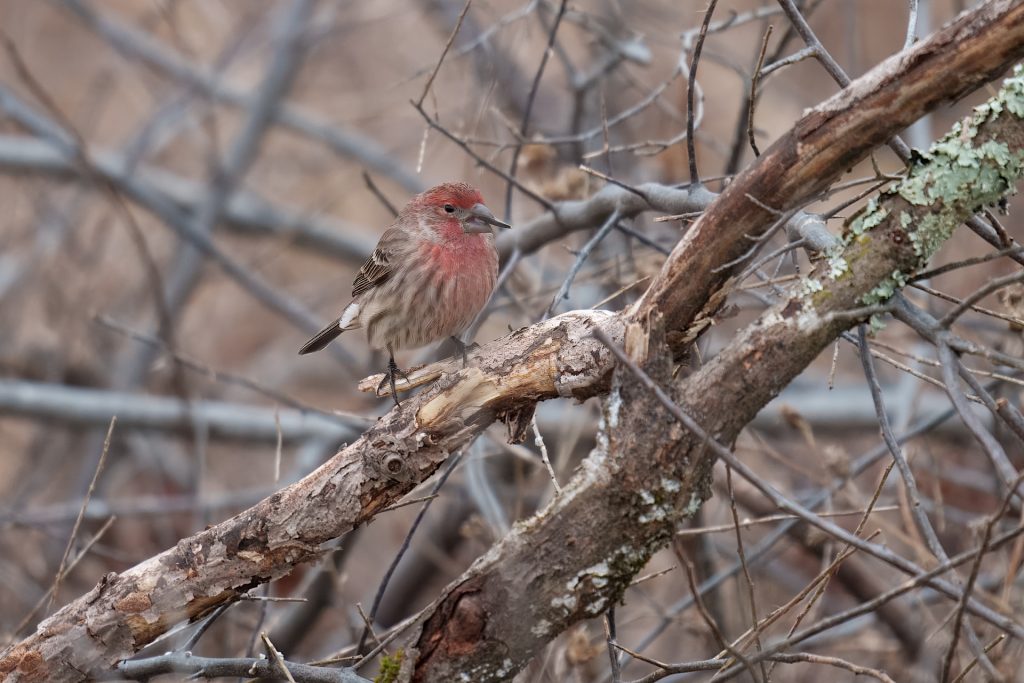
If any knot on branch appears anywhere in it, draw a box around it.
[365,434,417,483]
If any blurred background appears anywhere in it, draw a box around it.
[1,0,1022,680]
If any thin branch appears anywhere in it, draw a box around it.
[0,379,358,442]
[356,452,464,653]
[50,417,115,610]
[117,652,370,683]
[605,607,622,683]
[417,0,473,106]
[547,208,622,317]
[905,0,921,50]
[723,465,768,682]
[503,0,568,220]
[747,25,773,157]
[940,471,1024,682]
[686,0,719,184]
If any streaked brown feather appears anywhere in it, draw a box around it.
[352,227,403,297]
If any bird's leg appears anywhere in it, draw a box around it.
[377,346,410,408]
[450,335,469,367]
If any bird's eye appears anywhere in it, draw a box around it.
[443,204,455,213]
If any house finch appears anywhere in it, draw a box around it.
[299,182,509,405]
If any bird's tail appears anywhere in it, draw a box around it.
[298,302,360,355]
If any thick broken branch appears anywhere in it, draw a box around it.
[402,57,1024,682]
[633,0,1024,333]
[0,311,622,682]
[5,2,1024,681]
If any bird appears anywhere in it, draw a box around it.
[299,182,510,406]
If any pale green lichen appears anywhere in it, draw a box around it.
[853,64,1024,309]
[794,275,829,320]
[606,385,622,429]
[683,491,704,517]
[541,542,658,630]
[1009,88,1024,117]
[550,593,577,613]
[550,560,614,617]
[495,659,515,678]
[798,277,823,300]
[636,487,672,524]
[585,596,609,616]
[868,313,888,334]
[458,658,517,683]
[896,65,1024,265]
[861,269,909,308]
[827,255,849,279]
[847,197,888,236]
[532,619,552,637]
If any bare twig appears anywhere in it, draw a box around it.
[503,0,568,220]
[417,0,474,106]
[0,379,358,442]
[547,208,622,317]
[117,651,370,682]
[747,25,773,157]
[356,452,464,654]
[685,0,719,184]
[49,417,115,610]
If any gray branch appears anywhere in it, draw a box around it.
[0,134,374,261]
[116,652,370,683]
[55,0,423,193]
[0,379,356,443]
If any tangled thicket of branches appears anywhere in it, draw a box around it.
[2,1,1024,682]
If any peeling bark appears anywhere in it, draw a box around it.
[402,49,1024,682]
[4,2,1024,681]
[0,311,623,682]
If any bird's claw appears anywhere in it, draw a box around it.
[450,336,480,368]
[378,357,411,407]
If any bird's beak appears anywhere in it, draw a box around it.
[465,203,511,233]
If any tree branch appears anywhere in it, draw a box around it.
[0,134,374,262]
[54,0,424,194]
[0,310,622,682]
[4,3,1024,681]
[402,48,1024,683]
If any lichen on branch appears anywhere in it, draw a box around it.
[846,64,1024,310]
[403,62,1024,682]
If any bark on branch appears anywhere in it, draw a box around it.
[4,2,1024,681]
[633,0,1024,335]
[1,311,623,682]
[403,46,1024,683]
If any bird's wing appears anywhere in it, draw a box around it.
[352,227,404,297]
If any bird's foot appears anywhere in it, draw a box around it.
[377,357,411,407]
[450,336,469,367]
[449,337,480,368]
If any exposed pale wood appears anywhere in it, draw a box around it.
[4,1,1024,681]
[0,311,623,682]
[405,67,1024,681]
